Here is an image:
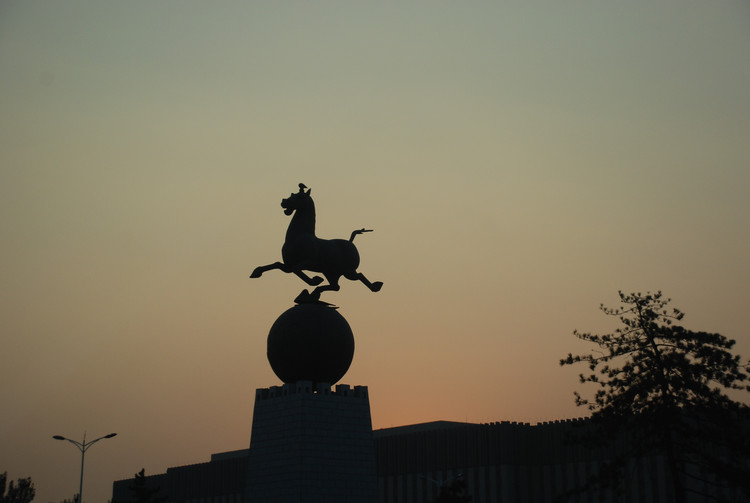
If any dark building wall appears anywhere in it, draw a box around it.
[112,455,246,503]
[374,420,616,503]
[112,473,168,503]
[374,419,746,503]
[113,417,744,503]
[164,453,247,503]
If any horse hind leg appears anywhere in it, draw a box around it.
[346,271,383,292]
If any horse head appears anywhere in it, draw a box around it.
[281,183,312,216]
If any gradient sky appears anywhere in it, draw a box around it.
[2,2,749,502]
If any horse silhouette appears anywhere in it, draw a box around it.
[250,184,383,302]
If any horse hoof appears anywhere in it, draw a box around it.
[295,289,322,304]
[310,276,324,286]
[250,268,262,278]
[371,281,383,292]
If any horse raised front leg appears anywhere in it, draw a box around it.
[250,262,284,278]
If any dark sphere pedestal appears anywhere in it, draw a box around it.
[267,303,354,385]
[248,303,377,502]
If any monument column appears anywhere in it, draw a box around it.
[245,184,381,503]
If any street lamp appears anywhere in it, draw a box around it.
[52,432,117,503]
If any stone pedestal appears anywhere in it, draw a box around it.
[245,381,378,503]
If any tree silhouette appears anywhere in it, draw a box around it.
[429,478,472,503]
[561,291,750,502]
[127,470,166,503]
[0,472,35,503]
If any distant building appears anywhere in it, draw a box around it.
[112,416,744,503]
[112,449,248,503]
[375,419,653,502]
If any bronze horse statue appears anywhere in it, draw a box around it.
[250,184,383,302]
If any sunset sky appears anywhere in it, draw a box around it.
[1,2,749,502]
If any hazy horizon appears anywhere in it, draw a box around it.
[2,2,749,502]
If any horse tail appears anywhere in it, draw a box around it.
[349,228,373,242]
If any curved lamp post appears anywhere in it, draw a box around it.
[52,432,117,503]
